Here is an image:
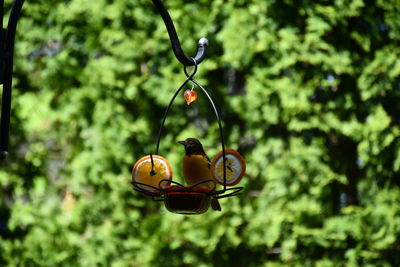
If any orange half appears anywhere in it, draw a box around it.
[210,149,246,186]
[132,155,172,192]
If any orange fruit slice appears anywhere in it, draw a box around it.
[132,155,172,192]
[210,149,246,186]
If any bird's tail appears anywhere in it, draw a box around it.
[211,198,221,211]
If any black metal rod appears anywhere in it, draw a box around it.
[0,0,3,29]
[152,0,208,66]
[0,0,5,84]
[154,78,191,155]
[155,63,197,155]
[191,79,227,192]
[214,186,243,199]
[0,0,24,160]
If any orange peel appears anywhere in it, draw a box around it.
[210,149,246,186]
[132,155,172,192]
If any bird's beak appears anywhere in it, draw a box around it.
[178,140,186,146]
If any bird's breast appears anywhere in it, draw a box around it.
[182,155,211,186]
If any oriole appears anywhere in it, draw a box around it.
[178,138,221,211]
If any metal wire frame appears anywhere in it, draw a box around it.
[134,179,215,198]
[0,0,24,160]
[131,59,243,200]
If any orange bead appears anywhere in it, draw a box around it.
[184,89,198,105]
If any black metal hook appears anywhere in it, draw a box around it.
[0,0,25,160]
[152,0,208,66]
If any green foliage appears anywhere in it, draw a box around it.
[1,0,400,266]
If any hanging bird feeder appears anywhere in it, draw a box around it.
[131,0,244,214]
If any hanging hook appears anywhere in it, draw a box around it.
[183,57,198,79]
[0,0,25,160]
[152,0,208,66]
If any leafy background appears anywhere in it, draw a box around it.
[1,0,400,266]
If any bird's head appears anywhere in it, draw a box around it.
[178,138,206,156]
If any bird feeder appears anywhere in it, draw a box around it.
[131,0,244,214]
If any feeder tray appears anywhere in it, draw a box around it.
[132,173,243,214]
[163,184,213,214]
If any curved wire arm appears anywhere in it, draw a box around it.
[154,62,197,155]
[152,0,208,66]
[153,61,244,196]
[0,0,25,160]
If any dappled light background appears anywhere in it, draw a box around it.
[1,0,400,266]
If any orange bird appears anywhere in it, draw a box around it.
[178,138,221,211]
